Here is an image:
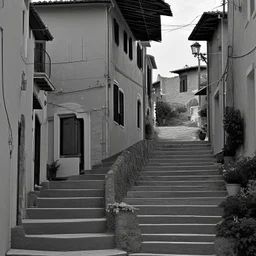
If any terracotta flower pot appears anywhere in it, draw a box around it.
[199,132,206,141]
[225,183,241,196]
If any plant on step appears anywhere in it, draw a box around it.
[47,160,61,181]
[106,202,138,214]
[223,106,244,156]
[216,217,256,256]
[219,194,256,220]
[222,166,243,184]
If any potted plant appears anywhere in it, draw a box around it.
[145,122,154,140]
[222,166,242,196]
[47,160,60,181]
[197,124,207,141]
[223,107,244,162]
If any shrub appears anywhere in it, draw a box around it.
[223,106,244,156]
[222,167,243,184]
[107,202,138,214]
[219,195,256,219]
[170,102,187,113]
[155,101,176,126]
[198,108,207,117]
[216,217,256,256]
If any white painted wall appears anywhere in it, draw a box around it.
[207,20,228,155]
[36,5,107,168]
[0,0,32,254]
[227,0,256,157]
[36,3,147,166]
[108,8,144,155]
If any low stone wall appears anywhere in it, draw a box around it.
[105,139,156,205]
[115,211,141,253]
[105,139,156,231]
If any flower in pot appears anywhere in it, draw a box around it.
[222,166,242,196]
[197,126,206,141]
[47,160,60,181]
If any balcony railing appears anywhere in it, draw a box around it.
[34,48,51,79]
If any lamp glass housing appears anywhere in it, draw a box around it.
[191,42,201,56]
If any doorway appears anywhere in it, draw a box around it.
[34,115,41,186]
[60,116,84,172]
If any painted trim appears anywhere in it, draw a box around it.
[53,102,91,170]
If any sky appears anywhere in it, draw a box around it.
[148,0,223,80]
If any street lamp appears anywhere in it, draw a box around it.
[191,42,202,91]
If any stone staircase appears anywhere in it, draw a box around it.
[7,160,127,256]
[125,140,226,256]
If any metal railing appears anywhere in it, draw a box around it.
[34,48,52,78]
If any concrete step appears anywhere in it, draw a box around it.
[153,152,214,157]
[154,149,212,154]
[139,170,220,176]
[147,161,216,166]
[150,152,216,160]
[138,215,222,224]
[11,233,115,251]
[68,174,106,180]
[130,185,225,192]
[139,175,223,182]
[133,205,222,216]
[22,218,107,234]
[142,165,219,171]
[92,162,114,168]
[131,254,215,256]
[140,223,216,234]
[142,233,216,242]
[48,180,104,189]
[136,180,224,187]
[141,241,215,254]
[82,169,111,175]
[148,158,217,165]
[127,191,227,198]
[37,197,104,208]
[40,189,104,198]
[7,249,127,256]
[26,208,105,219]
[124,197,224,205]
[157,141,210,145]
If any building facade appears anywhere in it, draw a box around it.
[34,0,171,177]
[189,12,228,155]
[0,1,53,254]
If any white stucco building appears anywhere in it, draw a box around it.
[0,1,54,254]
[189,12,228,155]
[33,0,172,177]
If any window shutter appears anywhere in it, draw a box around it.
[180,80,183,92]
[137,100,141,128]
[123,31,128,54]
[114,19,119,46]
[113,84,119,123]
[119,91,124,126]
[129,37,133,60]
[147,66,152,96]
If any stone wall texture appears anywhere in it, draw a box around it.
[105,139,156,230]
[115,211,141,253]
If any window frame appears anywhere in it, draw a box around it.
[180,75,188,93]
[129,37,133,60]
[113,83,125,127]
[137,43,143,70]
[137,98,142,129]
[123,31,128,54]
[113,18,119,46]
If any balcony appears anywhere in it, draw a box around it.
[34,48,54,91]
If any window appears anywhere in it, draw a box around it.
[250,0,255,16]
[123,31,128,54]
[129,37,133,60]
[60,116,83,156]
[147,65,152,97]
[180,75,188,92]
[22,11,25,35]
[137,99,141,129]
[113,84,124,126]
[113,19,119,46]
[137,43,143,69]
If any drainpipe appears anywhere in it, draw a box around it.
[104,2,113,158]
[222,0,226,150]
